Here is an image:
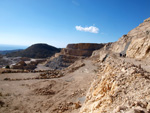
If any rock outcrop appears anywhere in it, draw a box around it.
[45,43,105,70]
[110,35,132,53]
[110,17,150,60]
[61,43,105,57]
[11,59,46,70]
[80,17,150,113]
[126,32,150,59]
[80,53,150,113]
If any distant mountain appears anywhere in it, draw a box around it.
[0,49,23,55]
[6,43,61,58]
[0,44,27,51]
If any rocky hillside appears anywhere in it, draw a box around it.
[81,54,150,113]
[80,17,150,113]
[126,18,150,59]
[110,17,150,60]
[45,43,105,70]
[7,43,61,58]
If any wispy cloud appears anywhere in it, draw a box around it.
[75,25,99,33]
[72,0,80,6]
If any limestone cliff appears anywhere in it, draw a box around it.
[126,32,150,59]
[110,35,132,53]
[80,17,150,113]
[110,17,150,60]
[61,43,105,57]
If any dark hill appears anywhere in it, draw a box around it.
[6,43,61,58]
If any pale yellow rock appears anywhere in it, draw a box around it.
[126,33,150,59]
[110,17,150,60]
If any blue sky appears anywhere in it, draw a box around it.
[0,0,150,48]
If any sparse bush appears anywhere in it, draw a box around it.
[5,65,10,69]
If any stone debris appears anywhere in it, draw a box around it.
[36,70,64,79]
[34,88,55,95]
[80,54,150,113]
[53,101,81,113]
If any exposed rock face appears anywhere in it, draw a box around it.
[110,35,132,53]
[0,56,21,68]
[67,43,105,51]
[61,43,105,57]
[128,17,150,38]
[144,17,150,22]
[12,59,46,70]
[45,54,83,70]
[126,32,150,59]
[80,17,150,113]
[126,19,150,59]
[45,43,105,70]
[61,48,93,57]
[110,17,150,60]
[80,54,150,113]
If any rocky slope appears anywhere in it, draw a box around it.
[80,53,150,113]
[80,17,150,113]
[45,43,105,70]
[110,17,150,60]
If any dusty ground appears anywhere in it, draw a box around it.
[0,59,97,113]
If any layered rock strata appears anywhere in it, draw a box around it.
[45,43,105,70]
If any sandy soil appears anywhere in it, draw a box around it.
[0,59,97,113]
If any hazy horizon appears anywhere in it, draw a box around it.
[0,44,27,51]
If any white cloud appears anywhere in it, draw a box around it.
[75,25,99,33]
